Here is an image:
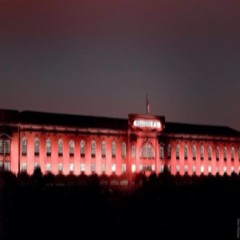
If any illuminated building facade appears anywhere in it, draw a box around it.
[0,109,240,176]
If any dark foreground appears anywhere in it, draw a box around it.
[1,171,240,240]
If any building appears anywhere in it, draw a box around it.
[0,109,240,177]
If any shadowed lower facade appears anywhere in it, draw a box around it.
[0,109,240,177]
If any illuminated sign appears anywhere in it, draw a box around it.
[133,119,161,129]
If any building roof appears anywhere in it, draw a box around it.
[0,109,239,137]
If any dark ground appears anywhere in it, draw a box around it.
[1,171,240,240]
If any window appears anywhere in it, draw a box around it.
[200,165,204,173]
[167,144,171,159]
[160,145,164,160]
[208,166,212,174]
[58,163,63,173]
[131,164,136,173]
[200,145,204,160]
[192,145,196,160]
[184,165,188,174]
[69,163,74,173]
[223,166,227,174]
[5,140,10,155]
[184,145,188,160]
[80,163,85,172]
[208,146,212,161]
[239,148,240,162]
[223,147,227,161]
[111,164,116,173]
[91,163,96,172]
[46,163,51,172]
[122,142,126,159]
[112,141,116,158]
[34,162,39,170]
[101,164,106,173]
[58,139,63,157]
[0,140,2,154]
[91,141,96,158]
[176,145,180,160]
[216,147,220,161]
[231,166,234,174]
[3,162,10,171]
[21,162,27,172]
[140,142,154,159]
[69,140,74,157]
[21,137,27,156]
[34,138,40,156]
[121,164,126,173]
[80,140,85,157]
[131,145,136,159]
[101,141,106,158]
[46,139,51,157]
[192,166,196,173]
[231,147,235,161]
[176,165,180,173]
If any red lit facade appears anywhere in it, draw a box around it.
[1,109,240,177]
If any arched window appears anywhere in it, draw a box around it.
[231,147,235,161]
[101,141,106,158]
[176,145,180,160]
[58,139,63,157]
[131,145,136,159]
[34,138,40,156]
[216,147,220,161]
[122,142,126,159]
[160,145,164,160]
[5,140,10,155]
[112,141,116,158]
[184,145,188,160]
[80,140,85,157]
[21,137,27,156]
[46,138,51,156]
[167,144,171,159]
[192,145,196,160]
[91,141,96,158]
[140,142,155,159]
[69,140,74,157]
[223,147,227,161]
[208,146,212,161]
[200,145,204,160]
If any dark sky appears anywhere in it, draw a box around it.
[1,0,240,129]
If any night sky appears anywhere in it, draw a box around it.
[1,0,240,130]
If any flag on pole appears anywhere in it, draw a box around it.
[146,94,150,114]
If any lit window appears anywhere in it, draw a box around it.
[111,164,116,172]
[131,164,136,173]
[200,165,204,173]
[46,163,51,172]
[216,147,220,161]
[34,138,40,156]
[69,140,74,157]
[34,162,39,169]
[58,139,63,157]
[184,145,188,160]
[208,166,212,173]
[159,165,164,173]
[223,166,227,174]
[223,147,227,161]
[69,163,74,172]
[167,144,171,159]
[176,165,180,173]
[160,145,164,160]
[231,166,234,174]
[122,142,126,159]
[112,141,116,158]
[152,165,155,171]
[46,138,51,157]
[231,147,235,161]
[80,163,85,172]
[176,145,180,160]
[58,163,63,172]
[121,164,126,173]
[192,166,196,173]
[139,165,143,171]
[208,146,212,161]
[192,145,196,160]
[184,165,188,174]
[80,140,85,157]
[200,145,204,160]
[21,137,27,156]
[131,145,136,158]
[140,142,154,159]
[21,162,27,172]
[101,141,106,158]
[91,141,96,158]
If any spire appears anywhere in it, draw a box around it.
[146,93,150,115]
